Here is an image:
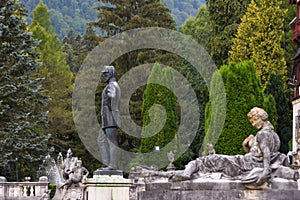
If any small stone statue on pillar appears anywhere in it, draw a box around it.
[166,151,176,171]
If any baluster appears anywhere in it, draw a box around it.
[21,185,27,197]
[8,186,13,197]
[30,186,34,196]
[15,186,21,197]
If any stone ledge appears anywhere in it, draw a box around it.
[138,178,300,200]
[138,189,300,200]
[145,178,298,191]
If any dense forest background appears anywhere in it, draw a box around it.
[20,0,205,40]
[1,0,297,182]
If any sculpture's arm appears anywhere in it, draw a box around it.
[83,167,89,178]
[107,83,117,98]
[242,136,251,153]
[255,132,271,185]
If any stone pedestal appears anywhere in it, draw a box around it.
[138,178,300,200]
[53,185,85,200]
[93,169,123,176]
[85,174,133,200]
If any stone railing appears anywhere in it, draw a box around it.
[0,176,50,200]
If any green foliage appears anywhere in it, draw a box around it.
[62,28,97,74]
[20,0,205,39]
[265,73,292,153]
[20,0,100,40]
[229,0,287,88]
[173,59,209,167]
[133,63,179,169]
[29,0,75,152]
[0,0,52,181]
[49,184,56,198]
[92,0,176,36]
[206,0,251,66]
[204,61,277,155]
[180,6,212,51]
[282,0,297,75]
[92,0,178,157]
[140,64,178,154]
[164,0,205,27]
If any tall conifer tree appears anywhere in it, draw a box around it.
[206,0,251,66]
[204,61,277,155]
[229,0,287,88]
[139,63,178,166]
[0,0,52,180]
[265,74,292,153]
[29,0,74,152]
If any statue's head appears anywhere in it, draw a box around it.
[247,107,268,129]
[66,148,73,158]
[102,65,115,83]
[76,159,82,167]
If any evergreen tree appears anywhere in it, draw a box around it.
[172,59,209,168]
[282,0,297,75]
[180,5,212,51]
[140,63,178,166]
[0,0,52,180]
[229,0,287,88]
[93,0,176,36]
[204,61,277,155]
[29,0,74,152]
[206,0,251,66]
[265,73,292,153]
[62,28,97,75]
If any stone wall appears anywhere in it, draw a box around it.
[137,178,300,200]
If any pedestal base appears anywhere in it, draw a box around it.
[93,169,123,176]
[85,175,133,200]
[53,185,85,200]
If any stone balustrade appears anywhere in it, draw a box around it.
[0,176,50,200]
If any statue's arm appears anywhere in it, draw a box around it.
[83,167,89,177]
[255,132,271,185]
[242,136,251,153]
[107,83,117,98]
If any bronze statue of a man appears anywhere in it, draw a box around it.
[98,65,121,170]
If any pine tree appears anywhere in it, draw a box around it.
[62,29,96,74]
[29,0,74,152]
[229,0,287,88]
[206,0,251,66]
[204,61,277,155]
[93,0,176,36]
[0,0,52,180]
[265,73,292,153]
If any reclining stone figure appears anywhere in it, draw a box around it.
[170,107,299,188]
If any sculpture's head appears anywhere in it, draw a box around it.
[76,159,82,167]
[66,148,73,158]
[102,65,115,83]
[247,107,268,129]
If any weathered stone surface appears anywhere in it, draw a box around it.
[93,169,123,176]
[53,185,85,200]
[137,178,300,200]
[139,189,300,200]
[85,175,133,200]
